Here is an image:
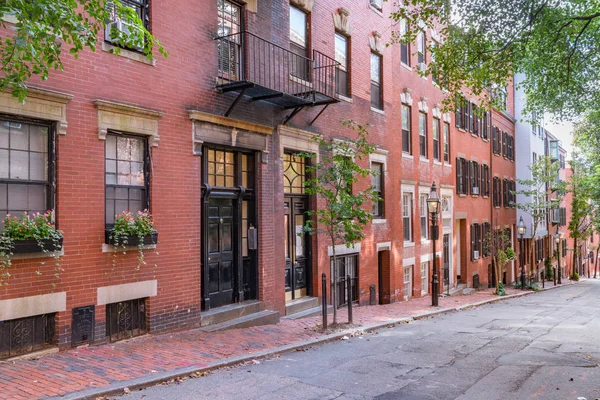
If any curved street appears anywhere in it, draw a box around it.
[120,280,600,400]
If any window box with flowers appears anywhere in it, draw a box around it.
[0,211,64,285]
[105,210,157,270]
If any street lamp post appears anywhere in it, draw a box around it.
[518,216,526,290]
[555,232,562,284]
[427,182,441,307]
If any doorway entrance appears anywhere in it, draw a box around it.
[283,152,311,301]
[201,148,257,311]
[284,197,309,300]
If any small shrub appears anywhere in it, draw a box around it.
[494,281,506,296]
[570,272,580,281]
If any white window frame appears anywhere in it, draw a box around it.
[402,191,414,244]
[404,265,413,300]
[421,262,429,295]
[420,193,429,240]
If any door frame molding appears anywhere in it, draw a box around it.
[200,146,258,311]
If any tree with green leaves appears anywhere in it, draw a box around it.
[566,154,593,279]
[514,155,564,280]
[389,0,600,119]
[485,228,515,294]
[301,121,380,325]
[0,1,166,101]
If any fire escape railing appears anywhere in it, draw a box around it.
[215,31,339,120]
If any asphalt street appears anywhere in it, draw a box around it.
[121,280,600,400]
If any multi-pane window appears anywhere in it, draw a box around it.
[456,98,475,133]
[217,0,243,80]
[0,119,53,222]
[402,106,411,154]
[419,113,427,158]
[105,134,148,225]
[370,52,383,110]
[492,127,501,155]
[207,148,235,188]
[421,262,429,295]
[290,5,309,80]
[105,0,149,50]
[403,192,413,242]
[482,222,491,257]
[470,223,481,260]
[502,131,508,158]
[403,266,413,300]
[283,153,306,194]
[400,19,410,66]
[470,161,480,195]
[417,31,426,65]
[333,254,358,307]
[479,111,491,141]
[493,177,501,207]
[420,194,428,240]
[456,157,469,195]
[371,162,384,218]
[481,164,490,197]
[433,118,440,161]
[443,123,450,162]
[335,33,350,97]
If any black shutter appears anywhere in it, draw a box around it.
[470,224,475,261]
[464,159,470,195]
[456,157,462,194]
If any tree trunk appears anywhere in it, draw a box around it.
[572,237,578,278]
[595,248,598,278]
[494,256,502,292]
[331,248,337,325]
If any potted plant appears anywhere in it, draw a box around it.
[0,211,64,284]
[106,210,157,270]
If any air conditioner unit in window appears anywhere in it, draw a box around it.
[472,187,480,195]
[473,250,480,260]
[418,62,427,73]
[105,19,144,51]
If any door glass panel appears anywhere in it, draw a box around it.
[283,153,306,194]
[295,214,304,258]
[284,215,289,259]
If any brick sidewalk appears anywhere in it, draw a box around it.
[0,286,563,399]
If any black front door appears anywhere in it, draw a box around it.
[284,197,309,300]
[207,198,236,308]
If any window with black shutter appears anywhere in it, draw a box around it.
[493,177,500,207]
[402,105,411,154]
[463,158,470,195]
[470,161,480,195]
[456,157,463,194]
[502,132,507,158]
[470,224,475,260]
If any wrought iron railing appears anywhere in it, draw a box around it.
[215,31,338,104]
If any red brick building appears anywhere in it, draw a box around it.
[0,0,516,356]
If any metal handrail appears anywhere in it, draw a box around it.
[215,31,338,103]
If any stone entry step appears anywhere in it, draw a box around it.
[444,283,468,297]
[283,304,334,320]
[200,309,280,332]
[200,301,263,327]
[285,297,319,316]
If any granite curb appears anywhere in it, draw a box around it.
[54,281,577,400]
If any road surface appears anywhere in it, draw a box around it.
[121,280,600,400]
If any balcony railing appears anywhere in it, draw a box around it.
[215,31,339,116]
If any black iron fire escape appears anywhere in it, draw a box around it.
[214,31,339,125]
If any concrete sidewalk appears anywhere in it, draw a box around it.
[0,282,576,400]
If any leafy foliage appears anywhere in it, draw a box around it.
[514,155,564,277]
[389,0,600,119]
[0,210,63,286]
[570,271,580,281]
[109,210,156,271]
[300,121,380,324]
[0,0,167,101]
[485,228,513,293]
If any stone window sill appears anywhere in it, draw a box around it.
[372,218,387,224]
[371,106,385,115]
[404,241,415,248]
[102,42,156,66]
[338,94,353,103]
[102,244,157,253]
[402,153,413,160]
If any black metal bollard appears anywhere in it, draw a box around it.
[322,273,327,331]
[554,267,557,286]
[347,275,353,325]
[541,271,545,288]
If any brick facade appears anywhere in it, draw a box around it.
[0,0,516,352]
